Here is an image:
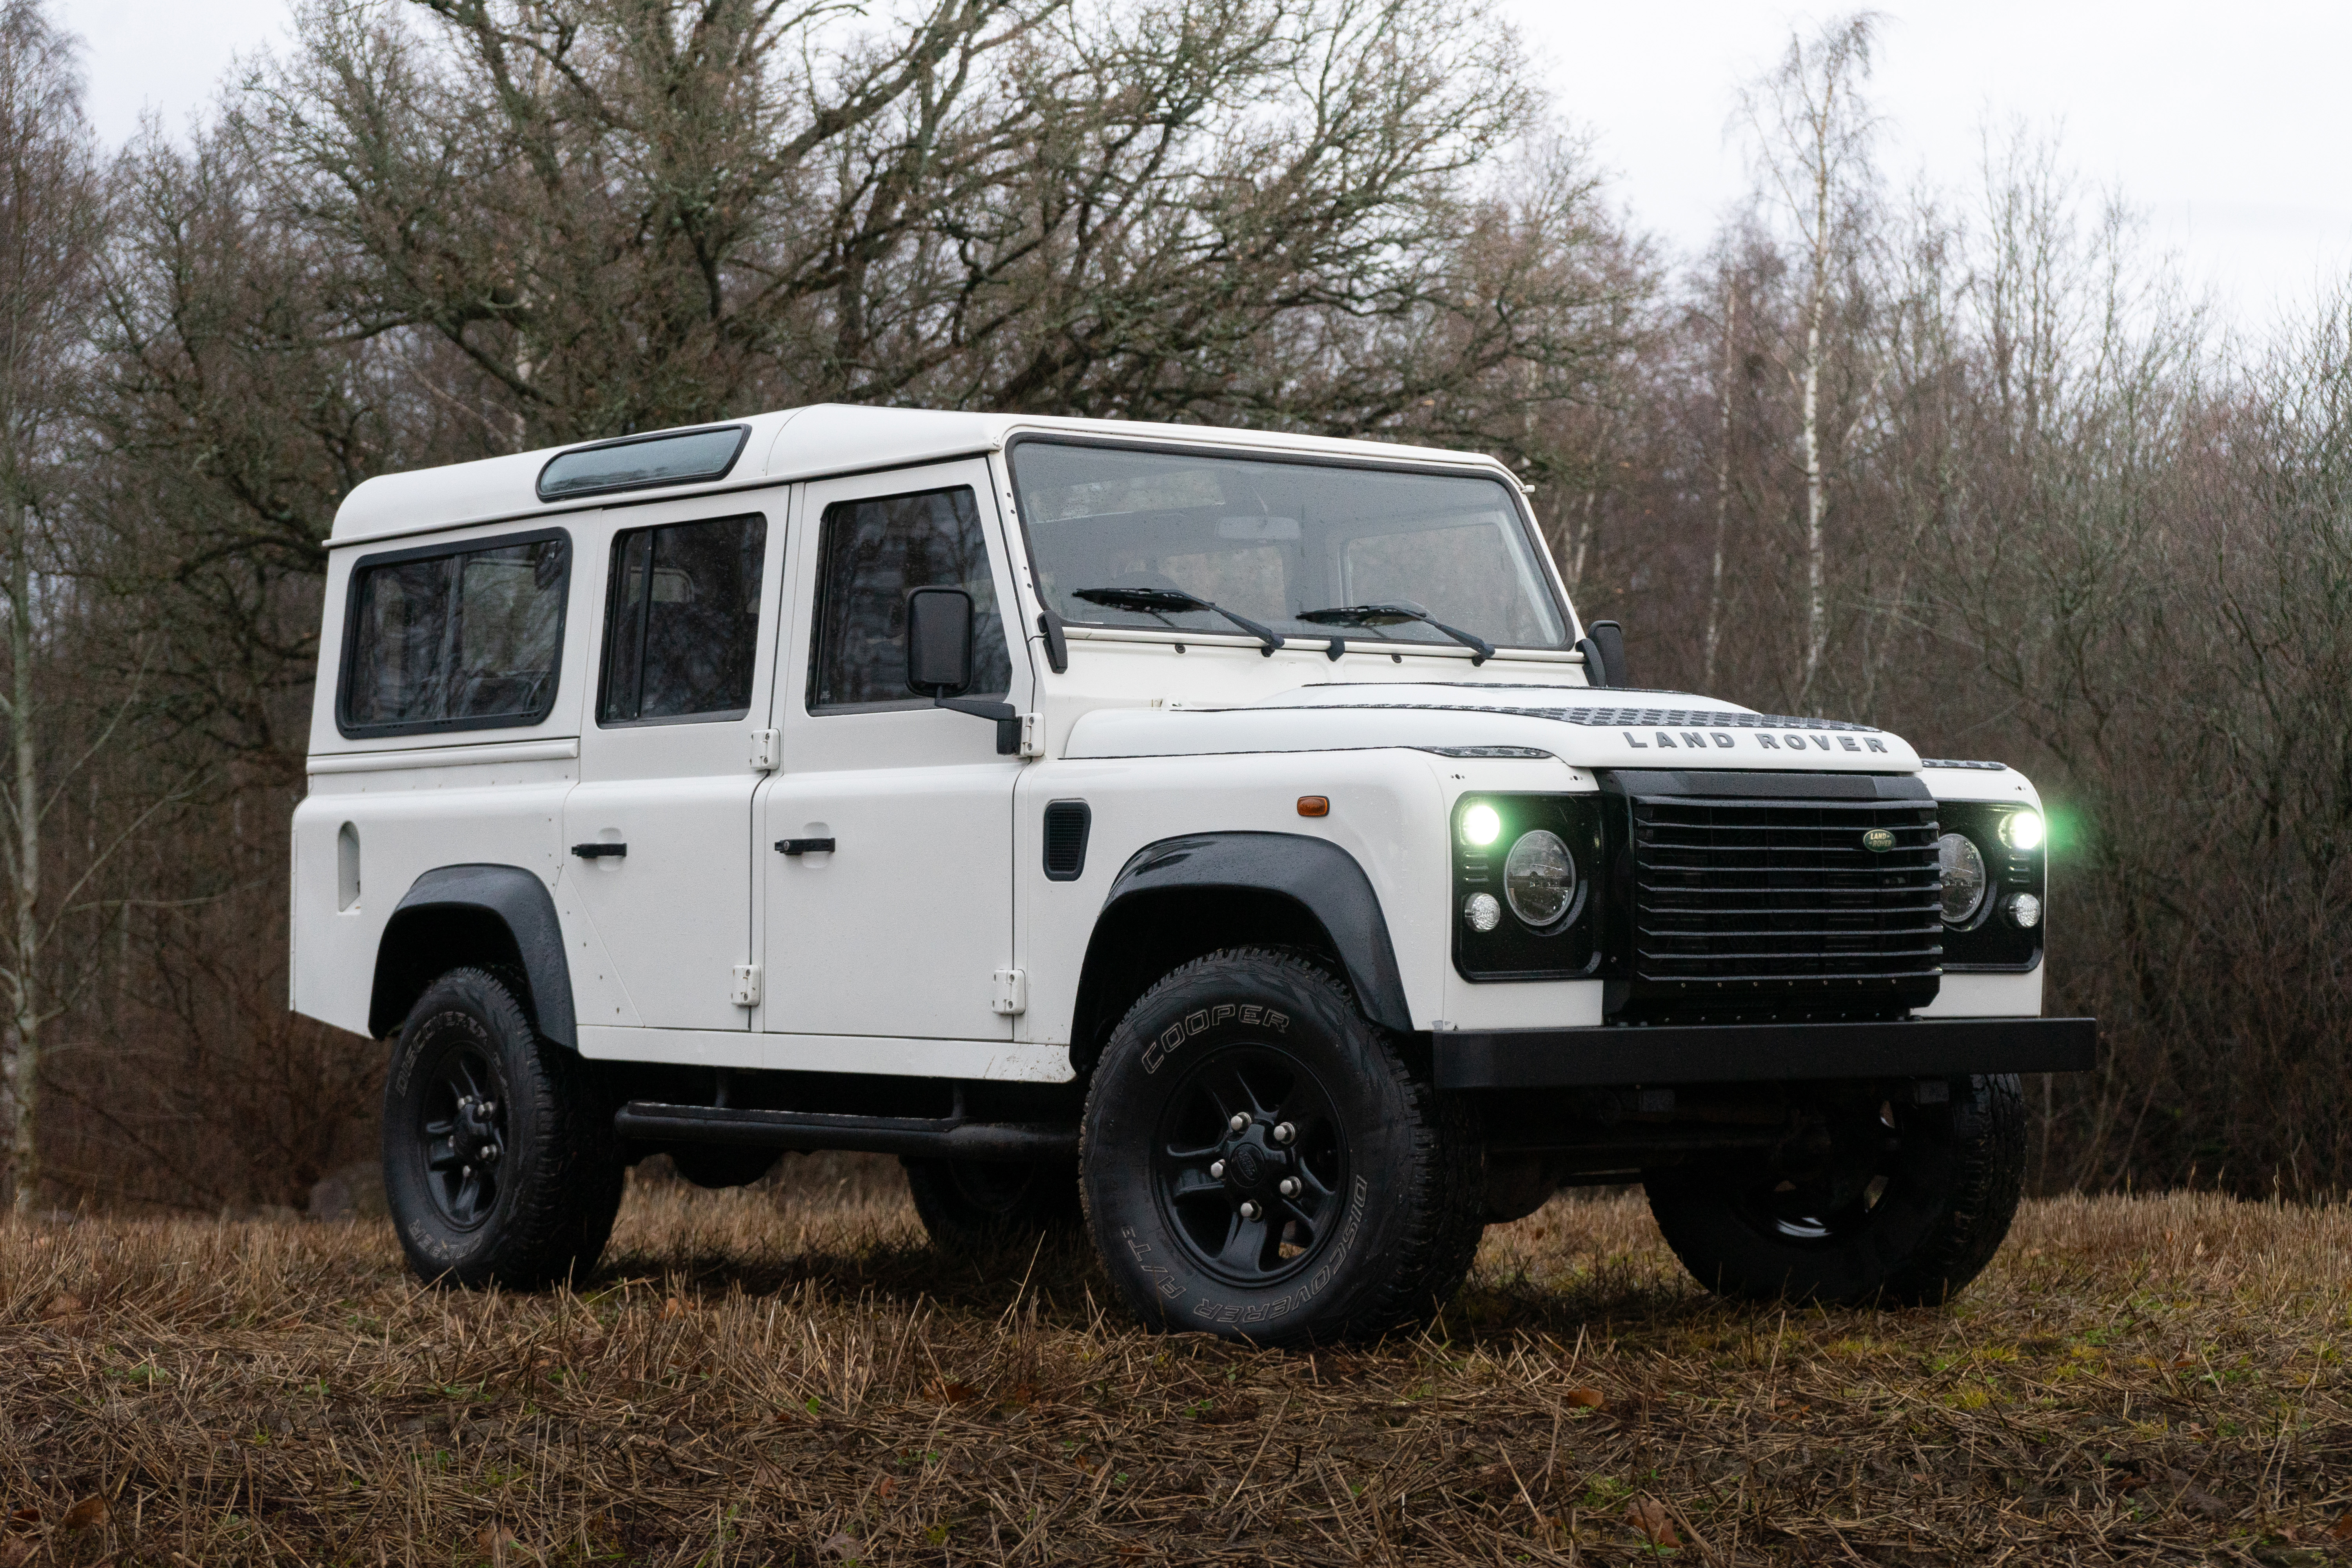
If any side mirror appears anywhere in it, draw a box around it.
[1587,619,1629,689]
[905,586,975,697]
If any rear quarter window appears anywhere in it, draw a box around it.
[338,529,572,738]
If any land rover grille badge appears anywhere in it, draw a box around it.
[1861,827,1897,852]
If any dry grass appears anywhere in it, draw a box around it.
[5,1159,2352,1566]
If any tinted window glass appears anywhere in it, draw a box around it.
[599,514,768,724]
[1008,443,1566,649]
[537,425,749,500]
[811,487,1009,710]
[342,534,568,734]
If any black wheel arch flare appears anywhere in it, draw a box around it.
[1076,832,1414,1047]
[370,864,578,1047]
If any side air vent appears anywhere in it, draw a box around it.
[1043,800,1092,882]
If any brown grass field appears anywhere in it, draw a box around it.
[5,1157,2351,1566]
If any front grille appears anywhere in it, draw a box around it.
[1625,792,1941,1020]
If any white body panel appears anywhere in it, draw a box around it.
[294,404,2051,1076]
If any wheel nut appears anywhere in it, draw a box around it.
[1239,1200,1261,1220]
[1272,1122,1295,1145]
[482,1147,501,1165]
[1209,1160,1226,1179]
[1229,1112,1250,1132]
[1279,1177,1299,1197]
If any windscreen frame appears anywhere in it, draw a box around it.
[1001,434,1581,655]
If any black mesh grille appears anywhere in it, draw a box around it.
[1625,793,1941,1020]
[1042,801,1091,882]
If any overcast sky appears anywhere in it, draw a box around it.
[63,0,2352,332]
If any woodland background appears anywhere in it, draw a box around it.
[0,0,2343,1214]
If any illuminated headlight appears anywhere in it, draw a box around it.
[1938,832,1987,925]
[1463,891,1503,932]
[2000,809,2044,851]
[1502,830,1576,927]
[2006,891,2043,929]
[1460,802,1502,847]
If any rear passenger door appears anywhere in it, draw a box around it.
[562,495,789,1036]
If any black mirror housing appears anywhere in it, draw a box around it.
[1587,620,1629,689]
[905,586,976,697]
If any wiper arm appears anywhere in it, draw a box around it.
[1071,586,1286,655]
[1295,602,1493,665]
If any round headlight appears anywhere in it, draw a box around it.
[1460,802,1502,848]
[1503,830,1577,927]
[2007,891,2043,929]
[1463,891,1503,932]
[2000,809,2045,851]
[1937,832,1987,925]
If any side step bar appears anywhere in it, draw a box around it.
[613,1101,1077,1162]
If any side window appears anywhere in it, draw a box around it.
[340,531,569,736]
[810,486,1010,711]
[598,513,767,724]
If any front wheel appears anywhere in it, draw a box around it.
[1081,948,1483,1345]
[382,968,624,1288]
[1643,1073,2027,1307]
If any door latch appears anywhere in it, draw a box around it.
[731,964,762,1007]
[775,838,835,857]
[571,842,627,859]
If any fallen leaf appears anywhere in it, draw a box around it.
[1006,1381,1038,1408]
[1565,1387,1604,1409]
[931,1379,978,1405]
[4,1509,37,1530]
[817,1530,862,1561]
[876,1476,896,1499]
[661,1296,689,1320]
[2330,1509,2352,1541]
[62,1496,107,1532]
[474,1523,517,1564]
[41,1294,83,1320]
[1624,1495,1679,1548]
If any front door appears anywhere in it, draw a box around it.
[758,462,1026,1042]
[562,495,787,1034]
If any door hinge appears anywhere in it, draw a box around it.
[1018,713,1044,759]
[990,967,1028,1016]
[750,728,781,771]
[731,964,762,1007]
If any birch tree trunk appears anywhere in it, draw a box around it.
[2,484,29,1213]
[1704,280,1735,688]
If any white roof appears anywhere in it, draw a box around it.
[328,403,1517,547]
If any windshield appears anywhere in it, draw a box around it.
[1007,442,1570,651]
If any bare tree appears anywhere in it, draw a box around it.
[0,0,101,1212]
[1738,12,1881,698]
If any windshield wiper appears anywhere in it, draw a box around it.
[1072,586,1287,655]
[1295,602,1493,665]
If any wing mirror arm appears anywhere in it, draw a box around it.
[906,585,1022,754]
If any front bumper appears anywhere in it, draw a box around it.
[1434,1015,2095,1090]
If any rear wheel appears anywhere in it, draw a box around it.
[1643,1073,2026,1306]
[902,1157,1082,1252]
[382,968,624,1288]
[1081,948,1482,1345]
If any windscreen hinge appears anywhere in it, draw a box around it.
[750,728,781,771]
[1018,713,1044,759]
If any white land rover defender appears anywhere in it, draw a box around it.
[290,406,2092,1341]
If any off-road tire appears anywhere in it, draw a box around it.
[902,1157,1083,1252]
[383,967,624,1289]
[1643,1073,2027,1307]
[1081,948,1483,1345]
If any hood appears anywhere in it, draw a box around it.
[1062,682,1922,773]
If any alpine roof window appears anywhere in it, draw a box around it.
[536,425,750,502]
[339,530,570,737]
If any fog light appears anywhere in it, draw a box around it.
[1464,891,1502,932]
[2007,891,2043,929]
[1461,802,1502,847]
[2001,809,2045,851]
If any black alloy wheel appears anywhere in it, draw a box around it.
[417,1042,510,1229]
[1152,1045,1348,1286]
[382,967,625,1289]
[1643,1073,2027,1307]
[1082,947,1483,1345]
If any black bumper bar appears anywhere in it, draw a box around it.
[1434,1016,2096,1091]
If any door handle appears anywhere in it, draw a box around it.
[775,838,835,857]
[571,842,628,859]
